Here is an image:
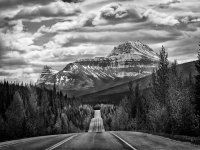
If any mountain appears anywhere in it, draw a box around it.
[108,41,158,60]
[80,61,197,104]
[37,41,159,96]
[37,65,58,84]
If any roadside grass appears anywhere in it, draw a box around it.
[137,130,200,145]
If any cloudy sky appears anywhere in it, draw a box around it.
[0,0,200,83]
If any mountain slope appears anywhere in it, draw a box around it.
[80,61,197,104]
[37,41,159,96]
[37,65,58,84]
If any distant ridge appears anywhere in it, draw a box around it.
[37,41,159,96]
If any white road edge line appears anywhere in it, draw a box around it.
[110,132,137,150]
[0,135,58,148]
[45,134,79,150]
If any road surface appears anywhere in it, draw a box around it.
[88,109,105,132]
[0,110,200,150]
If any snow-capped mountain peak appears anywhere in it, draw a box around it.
[108,41,159,60]
[37,65,58,84]
[37,41,159,96]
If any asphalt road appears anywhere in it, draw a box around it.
[0,110,200,150]
[88,109,105,132]
[0,134,74,150]
[54,132,129,150]
[1,132,199,150]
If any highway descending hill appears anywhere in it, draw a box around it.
[0,110,200,150]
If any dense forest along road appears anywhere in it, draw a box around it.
[1,110,200,150]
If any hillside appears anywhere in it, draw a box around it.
[80,61,197,104]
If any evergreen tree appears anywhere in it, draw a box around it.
[111,103,129,131]
[128,81,135,118]
[26,91,38,136]
[152,46,169,105]
[61,113,69,133]
[0,115,6,141]
[195,42,200,117]
[135,83,142,129]
[5,91,25,138]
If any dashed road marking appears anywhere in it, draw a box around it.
[45,134,79,150]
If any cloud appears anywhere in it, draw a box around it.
[142,9,179,26]
[100,3,129,19]
[0,20,43,52]
[13,1,81,20]
[0,57,28,68]
[159,0,181,9]
[0,67,40,83]
[0,38,7,59]
[38,3,143,33]
[0,71,12,76]
[0,0,54,9]
[93,3,142,25]
[179,16,200,24]
[62,0,84,2]
[1,0,200,83]
[38,2,181,34]
[45,29,181,50]
[0,0,82,9]
[37,13,95,33]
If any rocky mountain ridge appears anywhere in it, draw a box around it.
[37,65,58,84]
[37,41,159,96]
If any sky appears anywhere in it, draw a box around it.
[0,0,200,83]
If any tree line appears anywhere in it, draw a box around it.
[101,44,200,137]
[0,83,93,142]
[1,43,200,141]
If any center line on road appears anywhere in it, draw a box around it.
[45,134,79,150]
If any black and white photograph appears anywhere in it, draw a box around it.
[0,0,200,149]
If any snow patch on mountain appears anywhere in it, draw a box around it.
[37,41,159,93]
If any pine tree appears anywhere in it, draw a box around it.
[169,60,180,89]
[152,46,169,105]
[0,115,6,141]
[5,91,25,138]
[195,42,200,117]
[26,91,38,136]
[128,81,135,118]
[135,83,141,128]
[171,60,178,77]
